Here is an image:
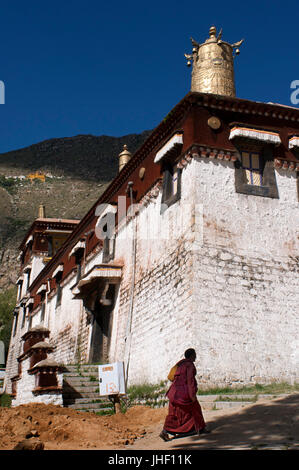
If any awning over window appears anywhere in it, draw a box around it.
[23,264,32,273]
[69,240,85,258]
[16,275,24,285]
[25,298,34,307]
[25,235,33,246]
[52,264,64,278]
[289,136,299,149]
[154,133,183,163]
[229,126,281,146]
[72,264,122,296]
[36,284,47,295]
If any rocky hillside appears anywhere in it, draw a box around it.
[0,131,151,291]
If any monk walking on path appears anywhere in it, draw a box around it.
[160,348,209,441]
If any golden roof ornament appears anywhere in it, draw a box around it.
[38,204,46,219]
[118,144,132,172]
[185,26,244,97]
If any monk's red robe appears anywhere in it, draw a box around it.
[163,358,205,435]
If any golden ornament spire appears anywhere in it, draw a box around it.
[185,26,244,97]
[38,204,46,218]
[118,144,132,172]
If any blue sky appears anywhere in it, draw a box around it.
[0,0,298,153]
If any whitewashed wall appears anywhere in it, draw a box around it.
[191,157,299,387]
[110,157,299,387]
[111,161,200,385]
[30,255,46,285]
[6,155,299,395]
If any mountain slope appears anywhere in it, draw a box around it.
[0,130,151,291]
[0,131,151,180]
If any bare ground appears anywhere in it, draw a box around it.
[129,393,299,450]
[0,393,298,451]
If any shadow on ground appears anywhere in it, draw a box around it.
[169,394,299,450]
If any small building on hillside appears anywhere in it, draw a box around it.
[5,27,299,405]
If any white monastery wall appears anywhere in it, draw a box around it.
[47,274,89,365]
[30,255,45,285]
[112,162,200,385]
[191,157,299,387]
[6,155,298,394]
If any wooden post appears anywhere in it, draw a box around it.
[113,394,121,414]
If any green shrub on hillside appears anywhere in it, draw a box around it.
[0,175,18,194]
[0,287,17,361]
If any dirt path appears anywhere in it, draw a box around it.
[0,394,298,450]
[128,394,299,450]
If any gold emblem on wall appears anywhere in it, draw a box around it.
[207,116,221,130]
[139,167,146,180]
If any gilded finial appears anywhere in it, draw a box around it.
[38,204,46,219]
[118,144,132,172]
[209,26,216,37]
[184,25,244,97]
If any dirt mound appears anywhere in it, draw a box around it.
[0,403,166,450]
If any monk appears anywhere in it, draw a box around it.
[160,348,209,441]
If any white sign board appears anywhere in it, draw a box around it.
[98,362,126,396]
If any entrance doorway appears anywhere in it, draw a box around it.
[89,283,116,364]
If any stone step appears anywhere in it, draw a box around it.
[63,369,99,377]
[63,381,99,393]
[63,391,101,400]
[63,397,111,406]
[62,364,107,413]
[63,365,99,373]
[65,402,113,410]
[63,377,98,386]
[63,371,99,378]
[76,407,114,414]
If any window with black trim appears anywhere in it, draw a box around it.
[17,280,23,301]
[12,311,19,337]
[56,282,62,308]
[40,303,46,323]
[234,145,279,198]
[40,292,46,323]
[161,162,181,213]
[241,151,263,186]
[28,313,32,331]
[26,303,33,330]
[75,251,83,283]
[25,269,31,292]
[21,306,26,329]
[54,270,63,309]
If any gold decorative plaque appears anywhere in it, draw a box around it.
[208,116,221,130]
[139,167,146,180]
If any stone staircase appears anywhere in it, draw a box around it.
[62,364,115,414]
